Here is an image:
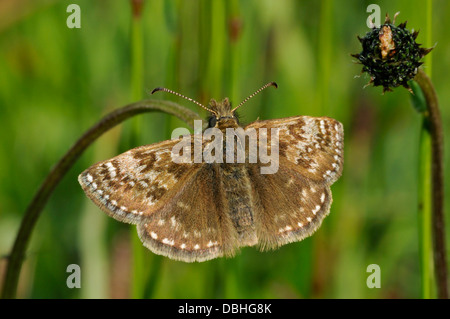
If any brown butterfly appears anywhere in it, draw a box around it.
[78,82,344,262]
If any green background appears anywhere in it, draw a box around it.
[0,0,449,298]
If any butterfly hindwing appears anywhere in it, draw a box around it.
[137,164,239,262]
[248,164,332,250]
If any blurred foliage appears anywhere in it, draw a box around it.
[0,0,449,299]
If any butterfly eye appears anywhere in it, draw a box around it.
[208,116,217,127]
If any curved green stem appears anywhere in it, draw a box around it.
[414,69,448,299]
[1,100,201,299]
[417,119,433,298]
[130,0,147,299]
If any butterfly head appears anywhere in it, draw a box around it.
[206,98,238,128]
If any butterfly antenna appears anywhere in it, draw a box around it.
[231,82,278,113]
[151,87,217,116]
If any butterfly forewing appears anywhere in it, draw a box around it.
[78,139,201,224]
[245,116,344,183]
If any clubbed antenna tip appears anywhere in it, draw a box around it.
[149,86,217,115]
[231,81,278,113]
[151,87,164,94]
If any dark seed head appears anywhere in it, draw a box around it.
[353,13,433,92]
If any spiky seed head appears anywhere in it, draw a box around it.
[352,13,433,93]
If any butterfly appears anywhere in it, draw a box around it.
[78,82,344,262]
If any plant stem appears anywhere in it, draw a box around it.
[316,0,333,115]
[417,119,433,298]
[131,1,144,104]
[414,69,448,299]
[130,0,146,299]
[1,100,200,299]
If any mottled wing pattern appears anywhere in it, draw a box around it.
[245,116,344,249]
[246,116,343,183]
[78,136,237,262]
[78,139,196,224]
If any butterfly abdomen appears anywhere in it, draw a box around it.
[219,163,258,247]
